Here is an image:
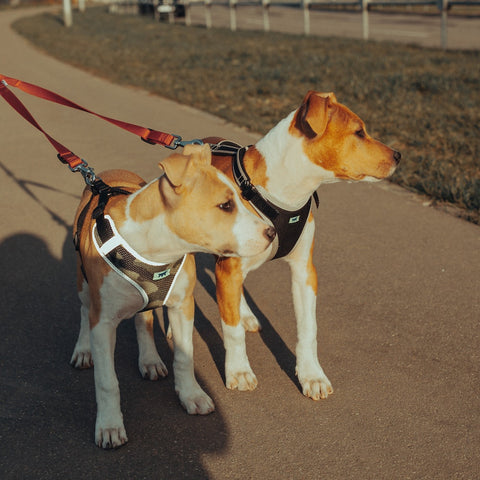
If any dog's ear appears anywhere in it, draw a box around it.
[294,91,336,139]
[158,144,212,190]
[158,152,191,189]
[183,143,212,166]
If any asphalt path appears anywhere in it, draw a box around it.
[183,3,480,50]
[1,7,479,480]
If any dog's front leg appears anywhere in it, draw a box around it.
[90,314,128,449]
[135,310,168,380]
[168,286,214,415]
[286,216,333,400]
[216,257,258,391]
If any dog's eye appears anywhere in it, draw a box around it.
[218,200,234,212]
[355,129,366,139]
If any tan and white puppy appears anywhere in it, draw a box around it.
[70,144,275,449]
[204,92,401,397]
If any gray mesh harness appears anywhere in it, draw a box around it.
[93,215,186,311]
[74,178,186,312]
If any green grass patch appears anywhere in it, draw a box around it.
[12,7,480,222]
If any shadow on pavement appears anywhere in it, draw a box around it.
[0,231,227,479]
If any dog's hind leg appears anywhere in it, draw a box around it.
[135,310,168,380]
[71,279,93,369]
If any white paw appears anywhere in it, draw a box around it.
[297,369,333,400]
[241,314,262,333]
[70,348,93,369]
[178,388,215,415]
[95,423,128,449]
[138,354,168,380]
[226,370,258,391]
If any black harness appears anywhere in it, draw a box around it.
[210,141,319,260]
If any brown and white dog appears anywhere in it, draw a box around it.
[206,91,400,397]
[70,144,275,448]
[134,91,400,404]
[204,91,401,397]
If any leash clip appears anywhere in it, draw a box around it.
[68,158,97,187]
[57,153,96,186]
[76,163,97,187]
[165,136,204,150]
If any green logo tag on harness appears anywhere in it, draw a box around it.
[153,269,171,281]
[289,215,300,224]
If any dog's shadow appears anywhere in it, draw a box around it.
[0,164,227,476]
[193,253,298,387]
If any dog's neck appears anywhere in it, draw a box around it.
[252,111,339,208]
[107,178,194,264]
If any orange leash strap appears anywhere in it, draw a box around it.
[0,77,87,170]
[0,74,179,150]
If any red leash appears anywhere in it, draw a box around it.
[0,74,201,183]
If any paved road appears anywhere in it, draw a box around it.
[184,3,480,50]
[1,7,479,480]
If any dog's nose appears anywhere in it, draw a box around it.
[393,150,401,165]
[264,226,276,242]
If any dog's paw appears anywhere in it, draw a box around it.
[226,370,258,391]
[298,372,333,400]
[241,314,262,333]
[70,349,93,369]
[95,424,128,449]
[138,354,168,381]
[178,388,215,415]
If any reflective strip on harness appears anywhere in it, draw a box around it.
[92,215,186,311]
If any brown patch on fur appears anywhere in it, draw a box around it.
[306,240,318,292]
[215,256,243,327]
[127,180,164,224]
[160,165,239,255]
[243,146,269,188]
[290,94,398,180]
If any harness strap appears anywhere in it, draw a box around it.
[232,146,280,220]
[73,180,132,282]
[210,141,319,260]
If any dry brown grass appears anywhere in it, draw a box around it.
[12,7,480,222]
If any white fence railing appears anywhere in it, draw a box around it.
[111,0,480,48]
